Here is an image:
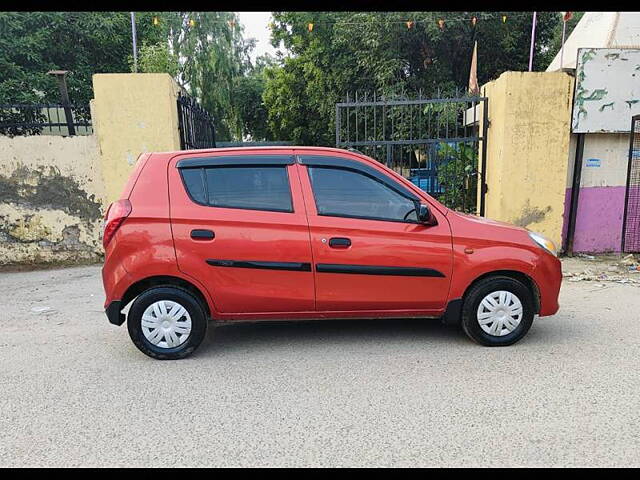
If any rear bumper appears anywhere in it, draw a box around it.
[105,300,125,326]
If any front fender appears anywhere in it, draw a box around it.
[448,243,539,301]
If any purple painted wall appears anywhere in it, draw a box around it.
[562,186,627,253]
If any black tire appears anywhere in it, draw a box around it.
[127,286,209,360]
[461,276,535,346]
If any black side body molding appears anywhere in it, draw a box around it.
[206,259,312,272]
[315,264,446,277]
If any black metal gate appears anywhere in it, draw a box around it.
[622,115,640,253]
[177,93,216,150]
[335,91,488,214]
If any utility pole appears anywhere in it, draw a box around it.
[130,12,138,73]
[47,70,75,136]
[560,12,573,70]
[528,12,537,72]
[560,18,567,68]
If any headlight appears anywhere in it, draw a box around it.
[528,231,558,257]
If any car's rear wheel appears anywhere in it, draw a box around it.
[461,276,535,346]
[127,286,208,360]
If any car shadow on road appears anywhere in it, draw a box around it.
[196,313,576,358]
[199,318,471,357]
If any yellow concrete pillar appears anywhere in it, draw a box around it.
[91,73,182,204]
[477,72,574,248]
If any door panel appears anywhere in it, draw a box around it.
[168,155,314,314]
[297,157,453,312]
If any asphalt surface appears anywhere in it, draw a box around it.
[1,262,639,467]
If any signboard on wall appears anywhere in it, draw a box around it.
[572,48,640,133]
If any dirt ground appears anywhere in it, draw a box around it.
[1,256,639,467]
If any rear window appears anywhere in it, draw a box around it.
[180,165,293,213]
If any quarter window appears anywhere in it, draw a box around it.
[180,166,293,213]
[308,166,418,222]
[181,169,206,204]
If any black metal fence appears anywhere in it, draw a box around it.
[0,104,92,137]
[622,115,640,253]
[177,93,216,150]
[335,90,488,214]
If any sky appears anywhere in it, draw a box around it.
[236,12,279,61]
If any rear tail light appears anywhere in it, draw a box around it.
[103,199,132,248]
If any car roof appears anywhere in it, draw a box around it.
[148,145,355,156]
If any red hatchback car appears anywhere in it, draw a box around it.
[102,147,561,359]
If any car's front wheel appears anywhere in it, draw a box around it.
[127,286,208,360]
[461,276,535,346]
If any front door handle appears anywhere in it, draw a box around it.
[329,237,351,248]
[191,229,215,240]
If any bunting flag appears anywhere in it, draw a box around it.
[469,41,479,96]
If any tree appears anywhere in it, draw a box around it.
[0,12,164,105]
[235,54,278,141]
[160,12,250,141]
[130,42,179,77]
[263,11,561,146]
[0,11,261,142]
[436,142,478,213]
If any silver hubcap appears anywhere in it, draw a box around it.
[477,290,523,337]
[141,300,192,348]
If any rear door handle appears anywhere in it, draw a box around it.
[191,229,215,240]
[329,237,351,248]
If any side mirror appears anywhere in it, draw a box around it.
[417,203,437,225]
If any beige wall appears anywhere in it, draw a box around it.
[92,73,181,203]
[478,72,575,248]
[0,135,105,265]
[1,73,184,265]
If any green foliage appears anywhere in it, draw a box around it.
[0,10,570,147]
[235,54,278,141]
[436,142,478,213]
[0,11,271,142]
[538,12,584,69]
[0,12,164,105]
[130,42,179,77]
[160,12,249,141]
[264,12,561,146]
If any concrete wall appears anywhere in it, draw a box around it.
[0,73,184,265]
[562,133,631,252]
[0,135,106,265]
[478,72,575,249]
[92,73,181,203]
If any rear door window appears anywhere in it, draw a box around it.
[179,160,293,213]
[205,166,292,212]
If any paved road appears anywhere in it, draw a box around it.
[1,263,639,467]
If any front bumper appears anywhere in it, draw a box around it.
[534,254,562,317]
[105,301,125,326]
